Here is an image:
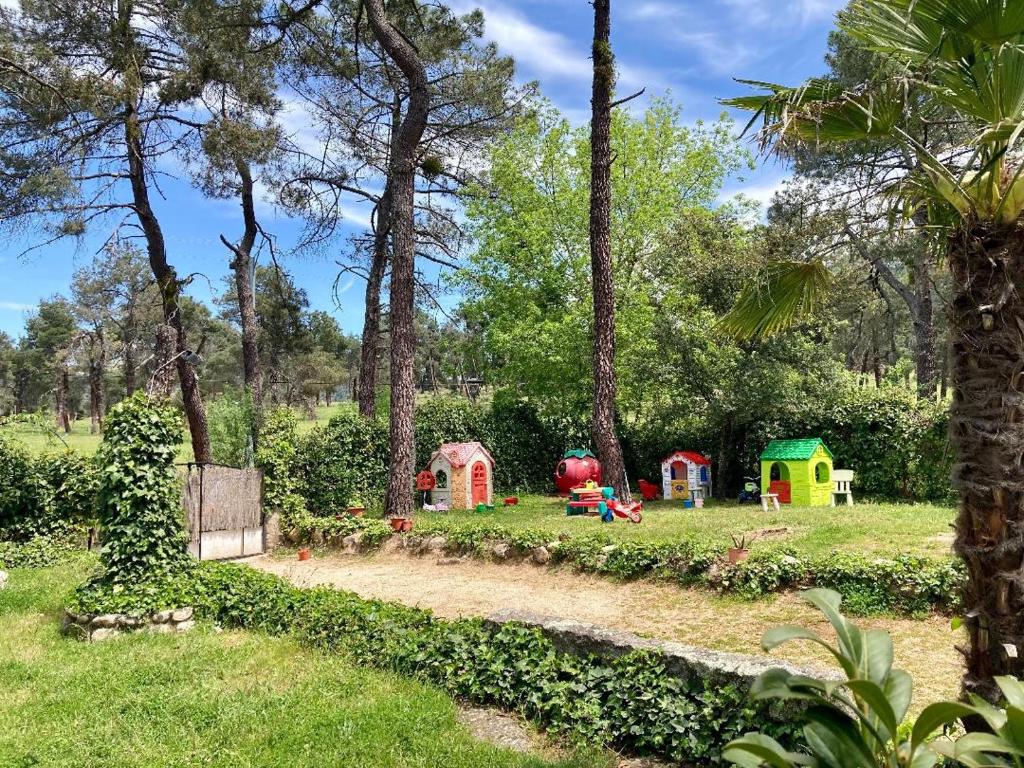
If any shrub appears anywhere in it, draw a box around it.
[0,533,78,569]
[293,411,389,514]
[254,408,307,527]
[206,388,255,467]
[93,393,190,584]
[0,436,99,540]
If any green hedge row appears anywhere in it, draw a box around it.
[282,517,963,617]
[73,560,799,764]
[0,435,99,541]
[290,387,952,512]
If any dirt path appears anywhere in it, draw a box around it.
[252,548,962,710]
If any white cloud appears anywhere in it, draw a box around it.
[0,301,33,312]
[718,174,791,215]
[626,0,845,76]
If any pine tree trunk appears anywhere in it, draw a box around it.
[123,334,137,396]
[913,257,937,397]
[55,362,70,433]
[589,0,627,498]
[89,330,105,434]
[228,159,263,446]
[363,0,429,519]
[950,223,1024,705]
[357,93,400,420]
[150,324,176,399]
[124,104,211,462]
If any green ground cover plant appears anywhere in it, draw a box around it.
[70,558,800,765]
[1,562,602,768]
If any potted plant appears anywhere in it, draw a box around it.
[298,547,311,561]
[346,498,366,518]
[389,517,406,532]
[728,533,757,564]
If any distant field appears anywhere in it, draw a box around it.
[428,494,958,560]
[0,401,355,458]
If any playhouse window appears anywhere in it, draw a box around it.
[435,469,448,488]
[699,466,708,483]
[556,461,567,477]
[769,462,790,481]
[814,462,830,483]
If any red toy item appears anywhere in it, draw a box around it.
[637,479,659,501]
[554,449,602,495]
[608,499,643,523]
[503,496,519,506]
[416,470,436,491]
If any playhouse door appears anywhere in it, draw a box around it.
[471,461,488,506]
[670,461,689,499]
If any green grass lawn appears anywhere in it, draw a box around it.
[426,494,957,559]
[0,560,602,768]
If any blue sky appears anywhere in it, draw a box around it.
[0,0,847,340]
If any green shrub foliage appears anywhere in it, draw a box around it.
[206,388,255,467]
[254,407,307,526]
[0,436,99,540]
[293,411,389,513]
[74,560,798,764]
[94,393,190,583]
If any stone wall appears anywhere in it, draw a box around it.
[484,609,839,705]
[61,606,196,642]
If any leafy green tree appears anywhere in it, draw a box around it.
[721,0,1024,703]
[461,100,748,417]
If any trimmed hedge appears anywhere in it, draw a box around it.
[290,386,952,513]
[278,517,963,617]
[73,560,799,764]
[0,435,99,540]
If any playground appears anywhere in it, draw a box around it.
[421,494,956,560]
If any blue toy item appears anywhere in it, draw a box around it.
[682,499,694,509]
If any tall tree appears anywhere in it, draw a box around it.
[721,0,1024,704]
[361,0,429,519]
[281,1,525,417]
[588,0,626,496]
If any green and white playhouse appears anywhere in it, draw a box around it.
[759,438,834,506]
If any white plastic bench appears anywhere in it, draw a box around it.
[831,470,854,506]
[760,492,780,512]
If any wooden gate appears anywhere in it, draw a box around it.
[182,464,264,560]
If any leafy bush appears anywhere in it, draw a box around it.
[206,388,255,467]
[254,408,307,526]
[0,533,78,569]
[93,393,190,584]
[293,411,389,514]
[0,436,99,540]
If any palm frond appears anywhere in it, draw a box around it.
[717,261,833,340]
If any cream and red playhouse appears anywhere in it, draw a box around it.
[660,451,712,501]
[427,442,494,510]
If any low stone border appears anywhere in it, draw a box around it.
[485,609,840,717]
[61,606,196,642]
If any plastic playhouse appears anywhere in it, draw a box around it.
[424,442,494,510]
[554,449,602,495]
[660,451,712,505]
[565,480,642,523]
[759,438,833,506]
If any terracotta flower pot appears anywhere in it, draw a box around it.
[347,507,366,518]
[727,547,749,565]
[298,547,311,561]
[401,519,414,532]
[389,517,406,532]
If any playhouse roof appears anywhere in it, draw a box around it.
[661,450,711,466]
[760,438,833,462]
[430,442,494,468]
[563,449,596,460]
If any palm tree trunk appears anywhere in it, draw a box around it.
[589,0,627,497]
[362,0,430,519]
[950,223,1024,705]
